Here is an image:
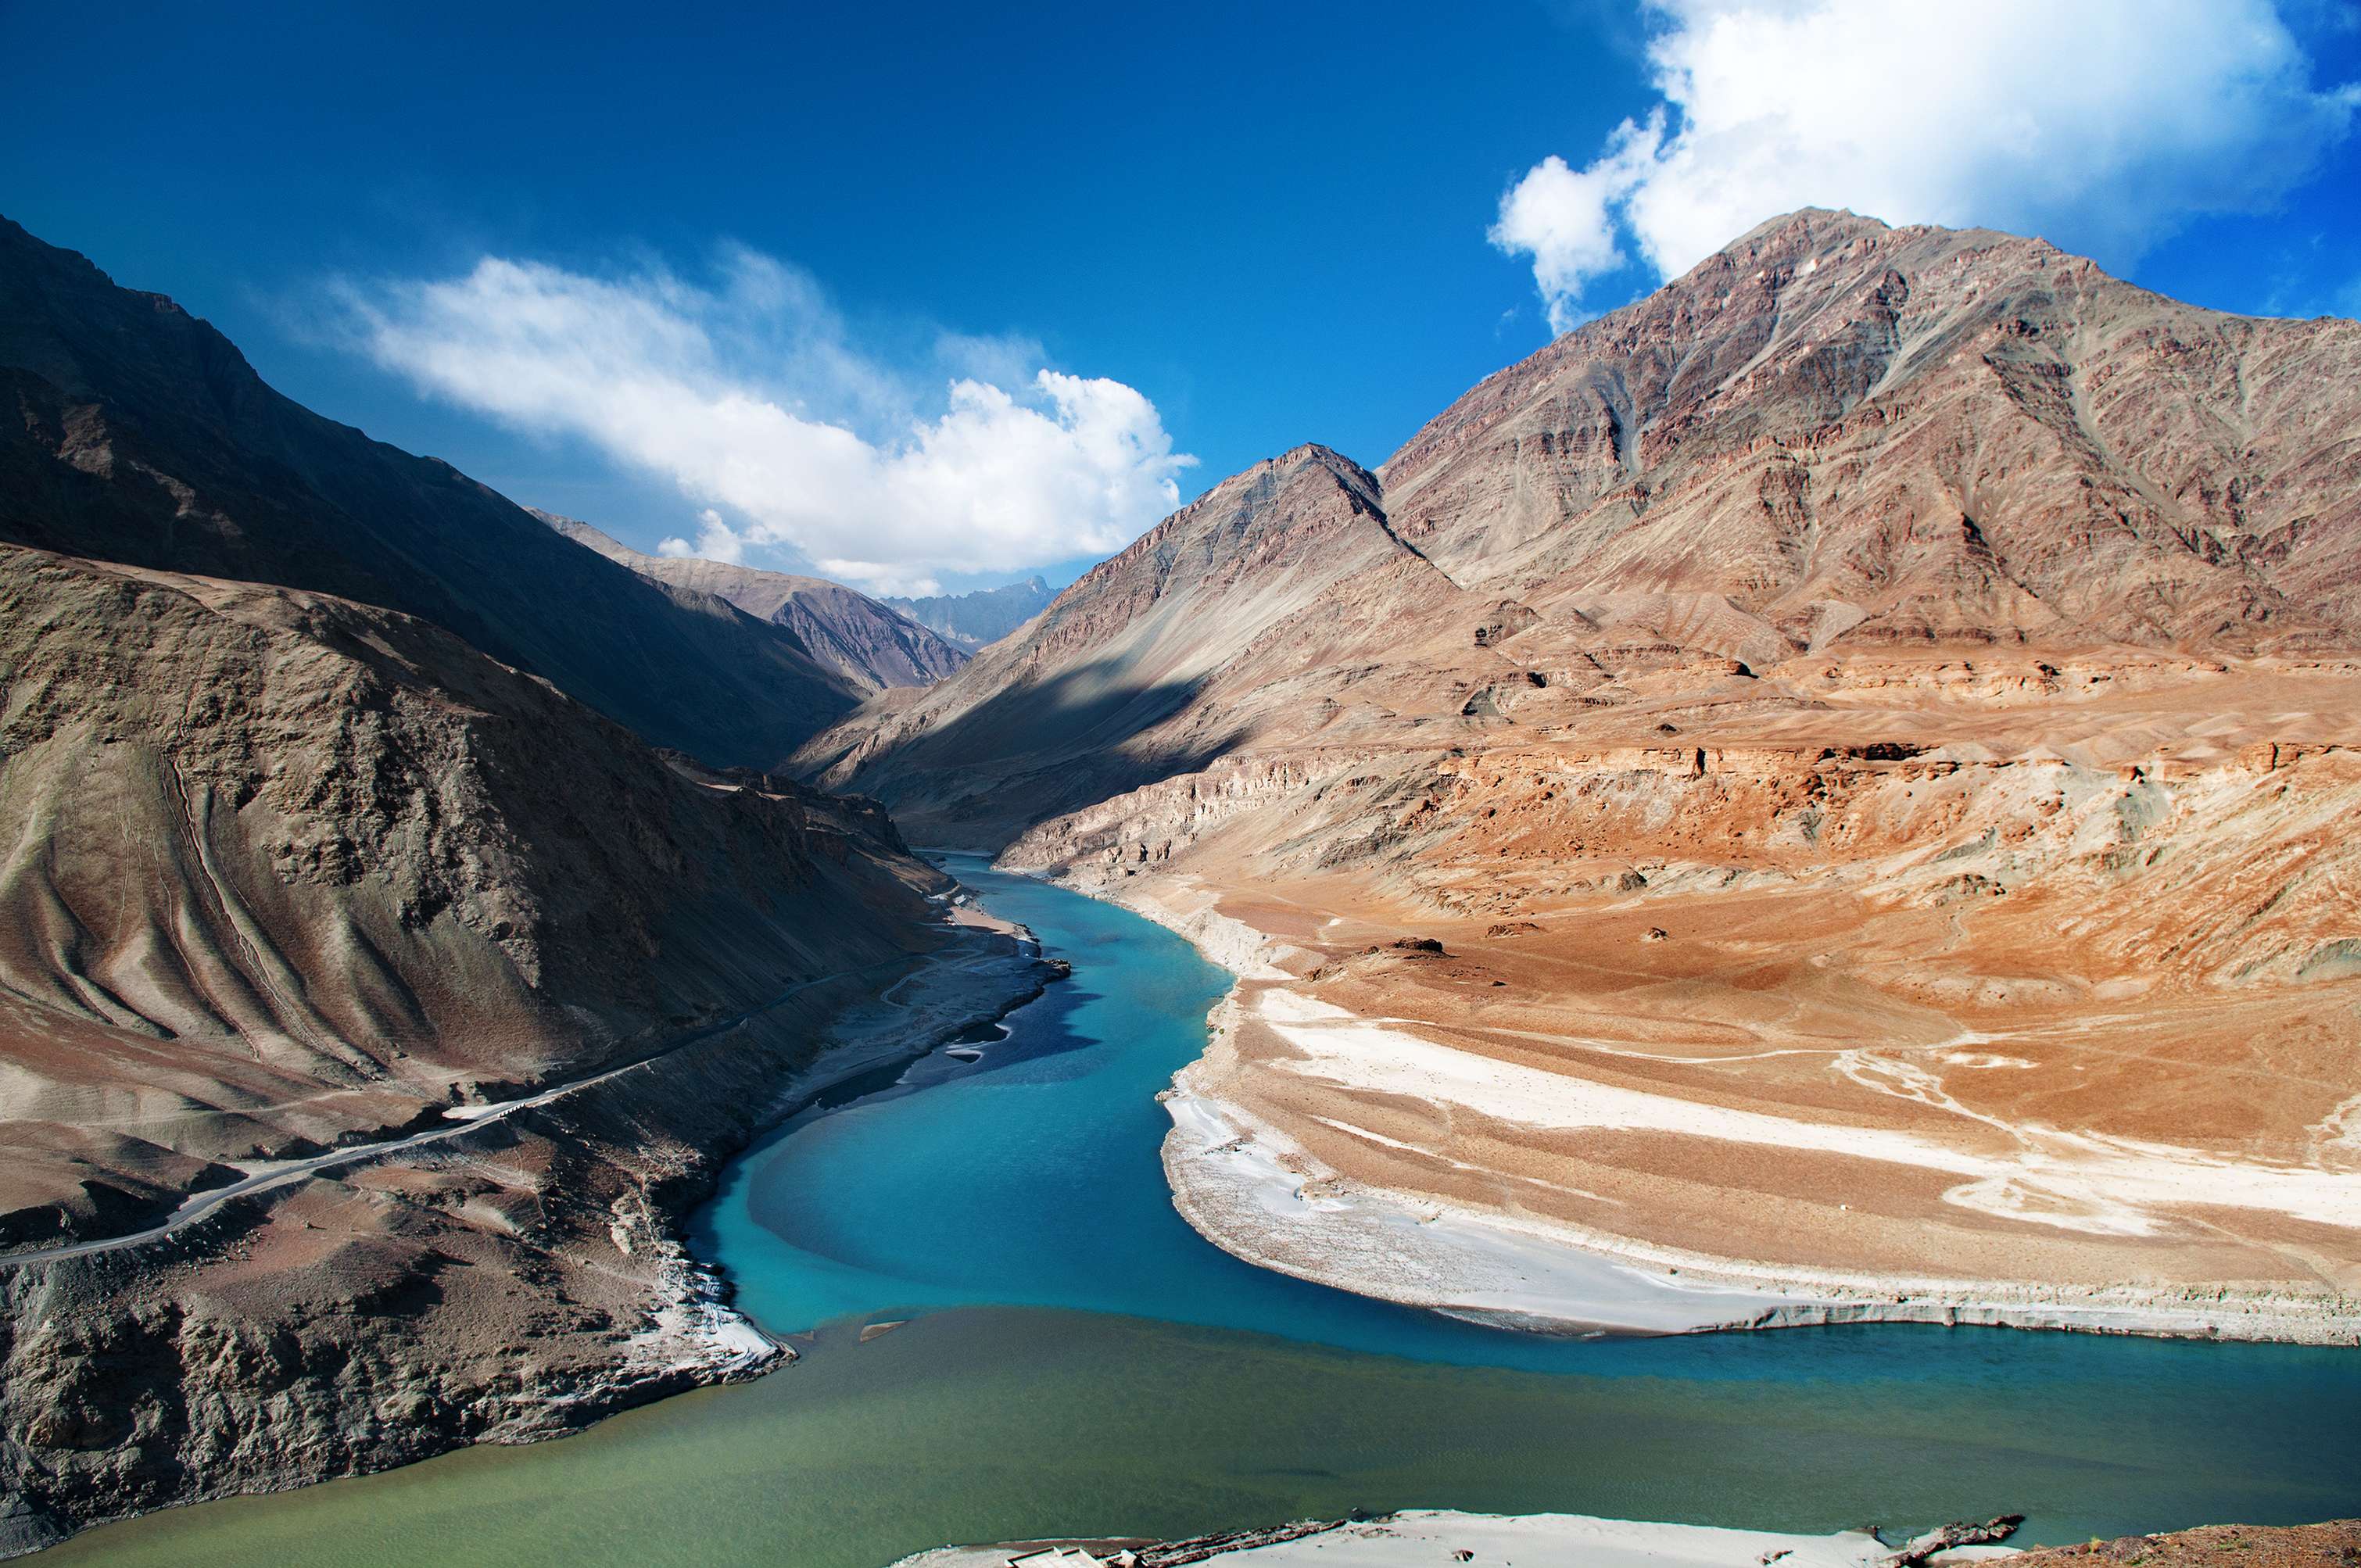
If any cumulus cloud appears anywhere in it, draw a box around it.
[1494,0,2360,328]
[342,249,1194,592]
[657,508,747,564]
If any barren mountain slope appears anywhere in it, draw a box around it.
[820,211,2361,1337]
[811,211,2361,844]
[0,542,937,1240]
[0,217,862,767]
[534,510,968,691]
[801,443,1460,842]
[1382,208,2361,653]
[0,542,1049,1548]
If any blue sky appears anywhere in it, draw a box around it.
[4,1,2356,594]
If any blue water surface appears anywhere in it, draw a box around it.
[697,853,2361,1458]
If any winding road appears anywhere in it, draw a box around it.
[0,954,915,1269]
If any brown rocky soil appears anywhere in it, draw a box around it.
[2007,1521,2361,1568]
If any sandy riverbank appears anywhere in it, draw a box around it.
[890,1509,2026,1568]
[1062,872,2361,1345]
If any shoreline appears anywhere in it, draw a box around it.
[617,916,1066,1395]
[1036,865,2361,1347]
[889,1509,2028,1568]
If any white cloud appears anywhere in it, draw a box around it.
[1486,121,1664,332]
[657,508,746,564]
[1494,0,2360,328]
[342,249,1194,593]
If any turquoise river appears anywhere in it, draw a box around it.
[48,857,2361,1566]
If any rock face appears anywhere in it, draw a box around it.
[0,216,862,768]
[885,575,1055,649]
[534,512,969,692]
[819,211,2361,1335]
[1379,208,2360,651]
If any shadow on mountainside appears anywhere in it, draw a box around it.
[845,659,1250,847]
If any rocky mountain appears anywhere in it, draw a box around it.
[0,539,1048,1549]
[798,445,1431,841]
[533,511,967,692]
[0,217,1056,1551]
[886,575,1055,648]
[0,541,932,1227]
[810,210,2361,1341]
[0,216,863,768]
[1377,208,2359,653]
[811,209,2361,843]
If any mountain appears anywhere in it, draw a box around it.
[0,542,937,1247]
[1376,207,2359,650]
[809,209,2361,839]
[0,216,862,767]
[533,511,967,691]
[797,444,1432,843]
[0,536,1053,1545]
[885,575,1055,648]
[0,217,1054,1549]
[808,210,2361,1341]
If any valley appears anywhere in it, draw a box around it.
[0,199,2355,1564]
[817,210,2361,1344]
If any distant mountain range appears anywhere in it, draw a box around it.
[885,575,1053,648]
[532,511,968,692]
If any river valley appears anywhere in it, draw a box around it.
[39,860,2361,1566]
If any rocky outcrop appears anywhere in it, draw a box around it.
[0,215,862,767]
[533,512,969,692]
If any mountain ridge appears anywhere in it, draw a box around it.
[810,207,2361,844]
[530,510,968,691]
[885,575,1056,649]
[0,215,863,768]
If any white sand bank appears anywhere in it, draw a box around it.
[890,1509,2020,1568]
[1253,990,2361,1238]
[1163,1029,2360,1342]
[1017,863,2359,1342]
